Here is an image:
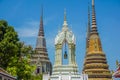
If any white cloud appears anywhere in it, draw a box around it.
[44,16,57,26]
[46,37,55,47]
[15,19,57,51]
[16,14,57,38]
[16,20,39,37]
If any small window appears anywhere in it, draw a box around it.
[42,66,44,72]
[37,67,40,74]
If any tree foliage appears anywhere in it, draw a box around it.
[0,20,42,80]
[6,42,36,80]
[31,74,43,80]
[0,20,19,69]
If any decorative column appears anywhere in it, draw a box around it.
[55,44,62,66]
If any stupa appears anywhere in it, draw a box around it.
[83,0,112,80]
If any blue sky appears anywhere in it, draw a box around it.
[0,0,120,72]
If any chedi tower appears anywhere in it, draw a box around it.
[31,7,52,75]
[83,0,112,80]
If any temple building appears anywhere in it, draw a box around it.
[31,7,52,75]
[0,67,16,80]
[83,0,112,80]
[113,61,120,78]
[50,10,88,80]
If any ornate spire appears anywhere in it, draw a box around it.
[38,6,44,36]
[91,0,97,33]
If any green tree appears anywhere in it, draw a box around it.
[0,20,39,80]
[6,42,36,80]
[16,43,36,80]
[31,74,43,80]
[0,20,19,69]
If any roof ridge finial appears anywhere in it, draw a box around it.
[38,5,44,36]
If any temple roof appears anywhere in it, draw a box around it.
[0,67,7,73]
[55,29,75,45]
[0,67,16,79]
[113,64,120,78]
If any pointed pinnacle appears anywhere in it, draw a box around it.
[62,9,68,31]
[64,8,67,21]
[88,3,90,30]
[87,2,91,35]
[91,0,97,33]
[38,5,44,36]
[92,0,94,6]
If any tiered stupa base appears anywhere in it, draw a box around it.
[88,78,113,80]
[50,65,88,80]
